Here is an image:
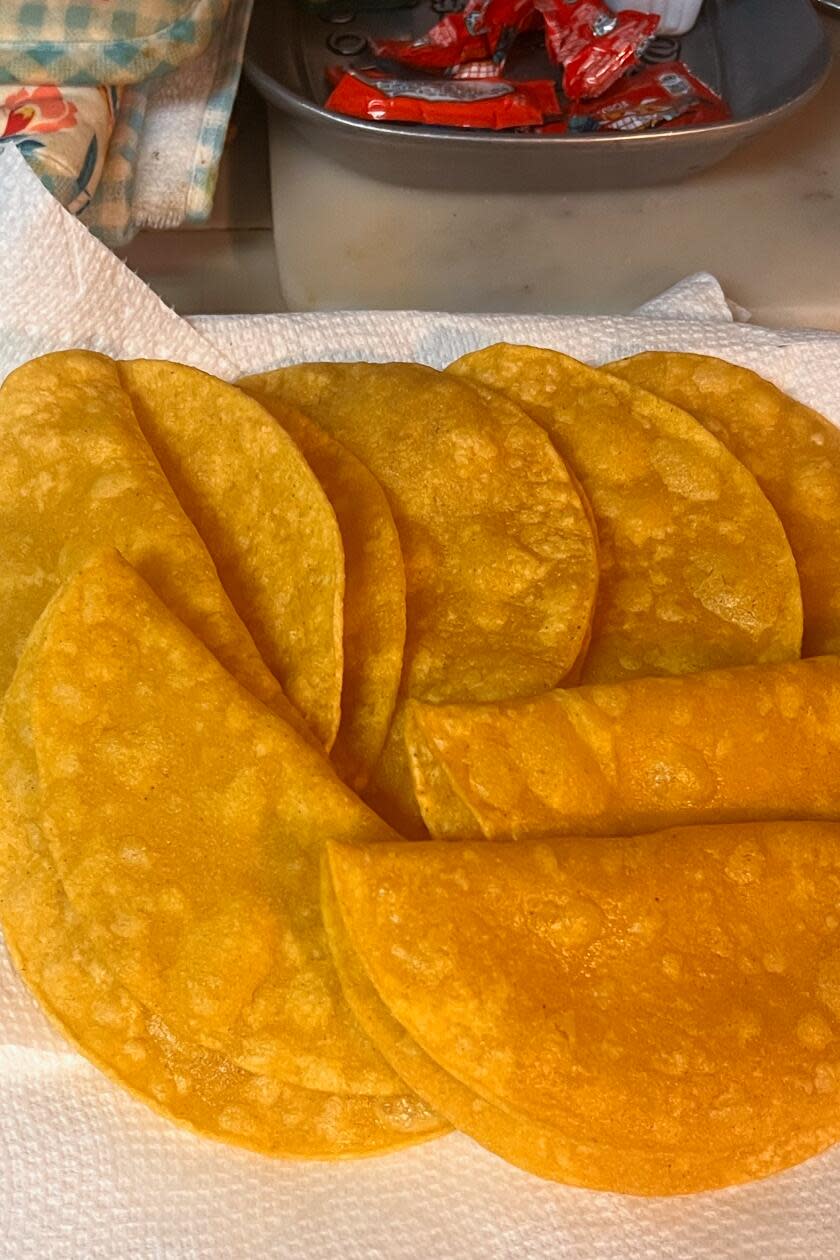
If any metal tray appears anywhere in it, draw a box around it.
[245,0,831,191]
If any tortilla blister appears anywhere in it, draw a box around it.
[241,362,600,832]
[448,345,803,683]
[607,351,840,657]
[0,350,306,737]
[119,360,345,750]
[239,381,406,791]
[407,657,840,841]
[20,549,421,1101]
[0,658,443,1159]
[326,828,840,1194]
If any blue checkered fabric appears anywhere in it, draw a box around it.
[182,0,251,223]
[81,0,252,246]
[80,84,149,242]
[0,0,229,85]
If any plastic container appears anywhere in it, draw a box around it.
[605,0,704,37]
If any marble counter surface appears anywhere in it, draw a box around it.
[265,18,840,326]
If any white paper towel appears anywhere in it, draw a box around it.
[4,139,840,1260]
[0,145,234,380]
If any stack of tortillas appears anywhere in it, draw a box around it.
[3,345,840,1195]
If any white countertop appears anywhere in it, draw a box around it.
[124,85,284,316]
[129,16,840,328]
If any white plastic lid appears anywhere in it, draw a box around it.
[604,0,704,37]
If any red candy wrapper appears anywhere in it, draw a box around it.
[325,70,560,129]
[536,0,659,99]
[450,59,508,79]
[541,62,729,133]
[372,0,535,72]
[372,16,489,70]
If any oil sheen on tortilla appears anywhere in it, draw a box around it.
[22,549,414,1100]
[322,859,626,1187]
[120,359,345,750]
[326,826,840,1193]
[239,380,406,790]
[0,350,305,736]
[240,361,599,831]
[0,659,443,1158]
[448,345,803,683]
[608,350,840,656]
[407,656,840,841]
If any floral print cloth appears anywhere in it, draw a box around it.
[0,83,117,213]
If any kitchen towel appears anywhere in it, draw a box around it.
[80,0,253,247]
[4,139,840,1260]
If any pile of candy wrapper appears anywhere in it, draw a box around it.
[325,0,729,132]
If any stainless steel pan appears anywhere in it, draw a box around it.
[246,0,831,191]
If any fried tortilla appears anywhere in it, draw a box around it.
[120,359,345,749]
[21,549,412,1099]
[608,351,840,656]
[448,345,803,682]
[327,826,840,1193]
[241,362,599,831]
[0,350,306,736]
[0,665,442,1158]
[239,381,406,790]
[407,656,840,840]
